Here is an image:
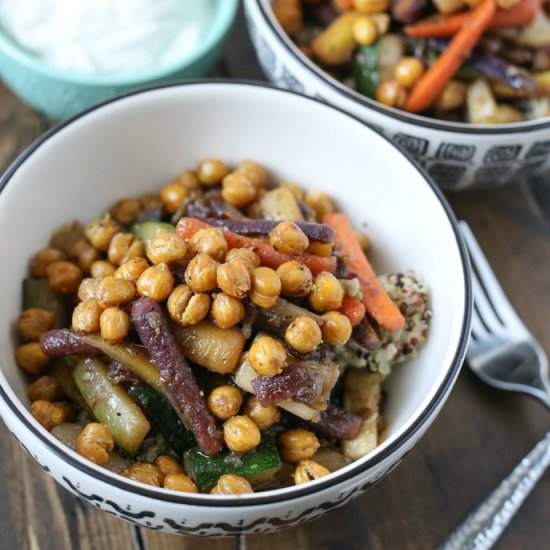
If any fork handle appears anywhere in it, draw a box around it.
[439,432,550,550]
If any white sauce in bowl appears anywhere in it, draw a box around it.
[0,0,215,75]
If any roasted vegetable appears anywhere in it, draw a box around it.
[312,11,361,66]
[184,438,281,491]
[173,319,245,374]
[73,358,151,456]
[23,278,69,328]
[49,220,84,255]
[132,221,175,243]
[260,187,304,222]
[128,385,195,456]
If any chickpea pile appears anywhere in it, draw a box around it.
[16,157,380,496]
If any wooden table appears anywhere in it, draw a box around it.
[2,6,550,550]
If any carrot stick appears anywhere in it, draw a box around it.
[176,218,336,276]
[405,0,539,38]
[338,295,366,327]
[323,213,405,332]
[404,0,496,113]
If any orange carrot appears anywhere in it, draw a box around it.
[323,213,405,331]
[404,0,496,113]
[176,218,336,276]
[338,295,366,327]
[405,0,539,38]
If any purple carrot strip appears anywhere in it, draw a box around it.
[200,217,335,243]
[131,297,223,455]
[310,405,362,440]
[251,364,324,407]
[253,297,325,329]
[40,329,101,357]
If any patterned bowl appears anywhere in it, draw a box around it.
[0,0,238,120]
[244,0,550,191]
[0,81,470,535]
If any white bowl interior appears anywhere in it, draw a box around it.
[0,83,466,496]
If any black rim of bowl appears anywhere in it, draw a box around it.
[0,80,472,507]
[255,0,550,135]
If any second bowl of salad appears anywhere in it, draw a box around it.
[245,0,550,189]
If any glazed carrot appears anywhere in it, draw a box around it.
[404,0,496,113]
[405,0,539,38]
[176,218,336,276]
[338,295,366,327]
[323,213,404,331]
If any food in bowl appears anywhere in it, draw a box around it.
[16,157,431,495]
[273,0,550,123]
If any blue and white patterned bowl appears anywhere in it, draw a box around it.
[0,82,470,535]
[244,0,550,190]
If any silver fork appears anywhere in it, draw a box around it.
[439,221,550,550]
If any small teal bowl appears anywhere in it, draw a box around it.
[0,0,238,119]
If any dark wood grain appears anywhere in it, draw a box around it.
[1,4,550,549]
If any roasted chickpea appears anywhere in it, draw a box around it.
[17,308,54,341]
[280,429,320,462]
[217,259,251,299]
[185,253,219,293]
[114,257,150,283]
[108,232,144,266]
[435,80,467,110]
[249,335,287,377]
[285,316,322,353]
[76,423,115,465]
[395,57,425,89]
[155,456,184,476]
[249,266,281,308]
[122,463,163,487]
[269,222,309,255]
[207,385,243,421]
[376,80,407,108]
[160,180,190,213]
[72,299,103,333]
[90,260,116,280]
[309,272,345,312]
[141,193,163,211]
[111,197,141,225]
[47,260,82,294]
[322,311,352,346]
[96,276,136,308]
[31,400,71,431]
[223,415,261,452]
[31,248,66,278]
[197,159,229,185]
[78,278,99,301]
[243,396,280,431]
[276,260,313,297]
[353,16,377,45]
[179,170,201,190]
[225,248,260,271]
[280,182,304,202]
[210,293,245,329]
[189,227,228,261]
[85,213,120,251]
[304,190,335,221]
[100,307,130,344]
[146,231,186,265]
[305,240,332,257]
[28,376,64,402]
[167,284,211,326]
[238,160,268,189]
[163,474,199,493]
[16,342,50,375]
[70,239,100,273]
[137,263,174,301]
[210,474,253,495]
[221,172,256,207]
[293,459,330,485]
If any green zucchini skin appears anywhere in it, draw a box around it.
[132,221,175,243]
[22,278,69,329]
[184,438,281,491]
[354,42,380,99]
[128,384,195,456]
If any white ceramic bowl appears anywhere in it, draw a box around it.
[244,0,550,190]
[0,81,470,535]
